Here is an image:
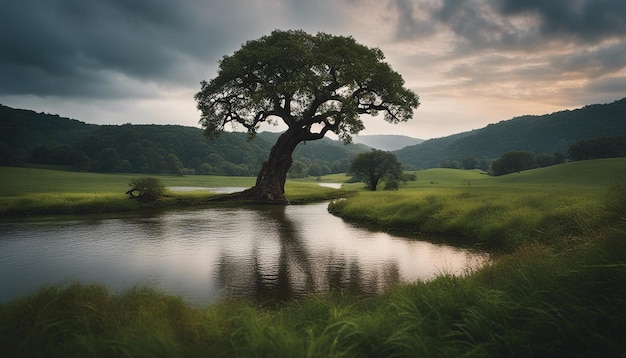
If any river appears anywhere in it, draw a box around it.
[0,201,488,305]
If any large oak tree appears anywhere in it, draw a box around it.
[195,30,419,203]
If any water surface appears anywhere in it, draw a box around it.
[0,203,487,305]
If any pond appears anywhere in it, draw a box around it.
[0,202,488,305]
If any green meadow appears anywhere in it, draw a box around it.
[330,158,626,251]
[1,159,625,356]
[0,166,348,216]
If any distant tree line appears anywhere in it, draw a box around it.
[567,136,626,161]
[490,151,566,176]
[22,129,356,176]
[0,106,368,176]
[440,157,491,171]
[396,98,626,170]
[489,136,625,176]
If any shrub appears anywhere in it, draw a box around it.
[403,173,417,181]
[126,177,165,203]
[383,180,399,191]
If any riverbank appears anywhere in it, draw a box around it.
[0,166,352,217]
[331,158,626,251]
[1,160,625,356]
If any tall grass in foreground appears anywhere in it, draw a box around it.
[1,227,623,357]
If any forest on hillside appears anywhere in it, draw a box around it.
[0,105,370,177]
[2,98,625,176]
[395,98,626,170]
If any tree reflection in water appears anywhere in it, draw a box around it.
[215,205,401,303]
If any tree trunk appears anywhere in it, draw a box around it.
[229,129,304,203]
[369,172,380,191]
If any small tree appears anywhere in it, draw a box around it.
[349,150,403,191]
[383,179,399,191]
[126,177,165,203]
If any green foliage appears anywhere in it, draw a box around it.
[383,179,399,190]
[491,150,537,175]
[127,177,165,203]
[194,30,418,200]
[568,135,626,161]
[349,149,403,191]
[396,98,626,169]
[287,159,309,178]
[490,149,569,176]
[0,105,97,167]
[0,105,370,176]
[195,30,419,144]
[163,153,184,175]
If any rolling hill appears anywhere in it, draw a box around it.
[0,105,370,176]
[2,98,625,174]
[352,134,423,151]
[396,98,626,169]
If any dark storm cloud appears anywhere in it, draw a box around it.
[0,0,262,97]
[1,0,623,136]
[393,0,625,48]
[586,76,626,94]
[389,0,625,106]
[496,0,626,42]
[435,1,519,47]
[550,41,626,76]
[390,0,439,40]
[0,0,352,99]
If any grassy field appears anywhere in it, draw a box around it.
[1,159,625,356]
[330,159,626,251]
[0,166,349,216]
[0,166,259,196]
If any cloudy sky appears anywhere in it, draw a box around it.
[2,0,625,139]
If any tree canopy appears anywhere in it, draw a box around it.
[195,30,419,144]
[349,150,403,191]
[195,30,419,202]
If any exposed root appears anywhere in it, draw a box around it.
[205,187,289,205]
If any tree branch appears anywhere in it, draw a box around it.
[301,95,343,126]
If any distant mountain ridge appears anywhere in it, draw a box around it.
[352,134,423,151]
[395,98,626,169]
